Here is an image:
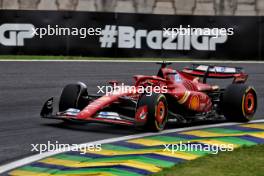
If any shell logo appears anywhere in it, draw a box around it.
[189,95,200,111]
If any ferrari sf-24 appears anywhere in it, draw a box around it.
[41,63,257,131]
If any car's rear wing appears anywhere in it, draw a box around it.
[181,64,248,83]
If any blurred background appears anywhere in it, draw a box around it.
[0,0,262,16]
[0,0,263,59]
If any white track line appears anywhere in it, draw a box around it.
[0,60,264,63]
[1,119,264,174]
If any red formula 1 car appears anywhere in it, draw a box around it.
[41,63,257,131]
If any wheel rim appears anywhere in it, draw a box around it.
[244,92,255,114]
[156,101,166,124]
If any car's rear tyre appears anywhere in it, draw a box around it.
[136,93,168,132]
[59,82,88,112]
[222,84,257,122]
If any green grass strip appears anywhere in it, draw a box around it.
[152,144,264,176]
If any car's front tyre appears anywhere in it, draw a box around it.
[136,93,168,132]
[59,82,88,112]
[59,82,89,124]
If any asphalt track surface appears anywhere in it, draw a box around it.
[0,61,263,166]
